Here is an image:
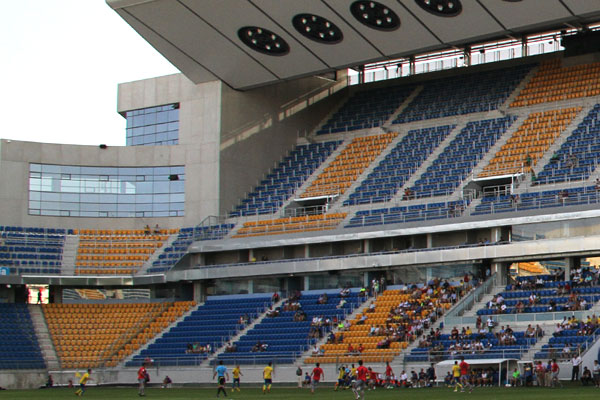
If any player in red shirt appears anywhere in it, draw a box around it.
[137,363,149,397]
[353,360,368,400]
[459,357,473,393]
[311,363,324,393]
[385,362,394,389]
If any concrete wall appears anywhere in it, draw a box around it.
[218,74,347,215]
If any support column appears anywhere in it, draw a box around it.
[249,249,256,262]
[303,276,310,291]
[426,234,433,249]
[364,239,371,254]
[491,227,502,243]
[426,267,433,282]
[193,281,203,303]
[409,56,415,75]
[304,245,310,258]
[248,279,254,294]
[521,37,528,58]
[464,46,471,67]
[565,257,579,281]
[492,262,508,286]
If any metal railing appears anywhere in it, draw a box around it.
[445,274,498,319]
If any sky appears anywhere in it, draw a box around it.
[0,1,179,146]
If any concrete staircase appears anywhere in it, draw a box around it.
[60,234,79,275]
[29,305,60,370]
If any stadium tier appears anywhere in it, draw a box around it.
[306,282,465,365]
[511,59,600,107]
[216,290,364,365]
[0,304,45,369]
[535,104,600,184]
[75,229,174,275]
[127,295,272,367]
[344,125,455,205]
[345,200,469,228]
[479,108,581,177]
[410,117,517,199]
[43,302,195,369]
[301,132,397,199]
[405,330,536,362]
[230,142,341,217]
[316,85,416,135]
[232,213,346,238]
[0,226,68,274]
[391,64,532,124]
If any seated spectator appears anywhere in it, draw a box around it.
[340,287,350,298]
[366,301,376,313]
[510,368,521,387]
[356,314,368,325]
[225,342,237,353]
[162,376,172,389]
[252,341,263,352]
[317,293,328,304]
[272,292,280,302]
[266,307,280,318]
[153,224,161,234]
[336,299,347,309]
[581,366,593,386]
[303,372,311,387]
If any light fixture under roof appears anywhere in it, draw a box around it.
[238,26,290,56]
[415,0,462,17]
[292,14,343,44]
[350,1,400,31]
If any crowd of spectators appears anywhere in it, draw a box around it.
[185,342,211,354]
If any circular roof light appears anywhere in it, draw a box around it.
[415,0,462,17]
[292,14,343,44]
[350,1,400,31]
[238,26,290,56]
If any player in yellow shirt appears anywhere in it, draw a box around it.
[351,364,357,379]
[74,368,93,396]
[452,361,462,392]
[232,365,242,392]
[263,362,274,394]
[334,365,346,391]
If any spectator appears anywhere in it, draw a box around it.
[162,376,172,389]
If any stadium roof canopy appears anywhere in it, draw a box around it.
[107,0,600,90]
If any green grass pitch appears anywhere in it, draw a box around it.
[1,385,600,400]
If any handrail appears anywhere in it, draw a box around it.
[445,273,497,319]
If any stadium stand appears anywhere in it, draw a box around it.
[75,229,174,275]
[218,290,364,365]
[410,117,518,198]
[127,295,271,367]
[405,328,536,362]
[308,281,466,364]
[44,302,194,369]
[345,200,469,228]
[316,85,416,135]
[344,125,455,205]
[0,226,67,274]
[472,185,598,215]
[301,133,397,199]
[535,104,600,184]
[0,304,45,369]
[511,59,600,107]
[232,212,346,238]
[479,108,581,177]
[534,321,599,360]
[392,64,532,124]
[230,142,341,217]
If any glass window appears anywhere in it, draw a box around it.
[28,164,185,218]
[124,103,179,146]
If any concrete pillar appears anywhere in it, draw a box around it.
[304,245,310,258]
[426,234,433,249]
[521,37,528,58]
[491,227,501,243]
[565,257,579,281]
[248,280,254,294]
[492,262,507,286]
[464,46,471,67]
[193,282,203,302]
[303,276,310,291]
[364,272,370,288]
[426,267,433,281]
[249,249,256,262]
[363,239,371,254]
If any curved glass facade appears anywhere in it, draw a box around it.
[28,164,184,218]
